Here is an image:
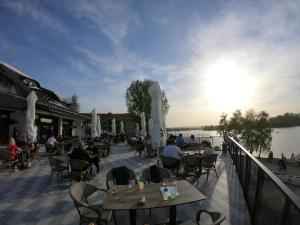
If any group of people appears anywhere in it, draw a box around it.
[175,133,198,147]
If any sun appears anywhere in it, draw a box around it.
[204,59,256,112]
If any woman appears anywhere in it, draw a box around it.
[189,135,197,144]
[7,138,21,170]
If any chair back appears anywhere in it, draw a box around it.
[196,209,225,225]
[161,156,179,168]
[182,155,201,169]
[49,158,65,171]
[142,166,171,183]
[201,154,218,168]
[70,159,89,171]
[106,166,137,188]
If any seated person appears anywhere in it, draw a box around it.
[176,133,185,147]
[86,141,100,173]
[162,139,183,160]
[7,138,22,170]
[135,136,145,157]
[201,140,215,157]
[189,135,197,144]
[24,138,34,160]
[47,134,57,152]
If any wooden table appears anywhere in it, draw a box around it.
[103,180,206,225]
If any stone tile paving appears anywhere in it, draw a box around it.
[0,143,251,225]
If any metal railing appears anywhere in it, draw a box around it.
[227,136,300,225]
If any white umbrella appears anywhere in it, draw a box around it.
[140,112,146,137]
[161,100,167,146]
[25,91,38,142]
[97,115,102,137]
[136,123,139,135]
[120,121,125,134]
[148,81,163,164]
[148,117,153,133]
[91,108,99,139]
[112,118,116,136]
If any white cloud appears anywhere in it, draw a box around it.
[65,0,139,44]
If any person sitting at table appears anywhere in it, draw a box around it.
[176,133,185,147]
[201,140,215,157]
[162,139,183,175]
[47,133,57,153]
[7,138,22,170]
[189,135,197,144]
[86,141,100,173]
[24,138,34,163]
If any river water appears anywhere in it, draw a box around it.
[168,126,300,159]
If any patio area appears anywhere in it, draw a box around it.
[0,143,251,225]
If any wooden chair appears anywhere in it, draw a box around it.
[49,157,69,186]
[0,151,18,171]
[142,165,171,183]
[69,159,90,183]
[69,182,116,225]
[182,155,202,183]
[201,154,218,180]
[106,166,137,189]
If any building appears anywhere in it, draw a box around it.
[0,61,89,143]
[81,112,136,136]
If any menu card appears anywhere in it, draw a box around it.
[159,186,179,199]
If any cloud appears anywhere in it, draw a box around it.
[0,0,67,34]
[65,0,139,44]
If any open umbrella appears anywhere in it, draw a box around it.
[112,118,116,136]
[25,91,38,142]
[120,121,124,134]
[140,112,146,137]
[97,115,102,137]
[91,108,99,139]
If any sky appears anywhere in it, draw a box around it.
[1,0,300,127]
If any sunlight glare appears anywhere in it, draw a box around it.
[204,59,256,112]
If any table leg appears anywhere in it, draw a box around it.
[129,209,136,225]
[169,205,177,225]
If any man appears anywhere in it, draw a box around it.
[176,133,185,147]
[46,133,57,153]
[201,141,215,157]
[86,141,100,173]
[162,139,183,160]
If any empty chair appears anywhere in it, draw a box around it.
[49,157,69,185]
[106,166,137,189]
[201,154,218,180]
[0,151,18,171]
[161,155,180,176]
[182,155,202,183]
[178,209,225,225]
[69,159,90,183]
[142,165,171,183]
[69,182,116,225]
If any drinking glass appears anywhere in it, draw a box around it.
[109,180,117,194]
[138,180,144,190]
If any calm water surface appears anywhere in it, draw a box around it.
[169,126,300,158]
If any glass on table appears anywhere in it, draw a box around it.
[108,180,117,194]
[128,179,135,190]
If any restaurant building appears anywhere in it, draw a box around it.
[0,61,89,144]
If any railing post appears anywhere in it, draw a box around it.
[244,155,251,196]
[251,169,264,225]
[239,148,243,183]
[280,198,292,225]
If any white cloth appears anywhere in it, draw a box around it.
[47,137,57,146]
[162,145,182,160]
[202,147,215,157]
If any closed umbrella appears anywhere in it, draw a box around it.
[112,118,116,136]
[25,91,38,142]
[120,121,124,134]
[97,115,102,137]
[91,108,99,139]
[136,123,139,135]
[148,81,163,164]
[161,101,167,146]
[140,112,146,137]
[148,117,153,133]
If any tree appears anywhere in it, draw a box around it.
[62,94,80,112]
[218,109,273,157]
[125,80,169,130]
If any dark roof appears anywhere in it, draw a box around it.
[0,61,89,120]
[81,112,132,121]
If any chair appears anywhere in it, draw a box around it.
[106,166,137,189]
[161,156,180,176]
[31,143,40,164]
[49,157,69,185]
[178,209,225,225]
[70,159,90,183]
[201,154,218,180]
[142,165,171,183]
[145,143,155,157]
[135,142,145,157]
[69,182,116,225]
[182,155,202,183]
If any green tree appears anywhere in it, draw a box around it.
[125,80,169,130]
[62,94,80,112]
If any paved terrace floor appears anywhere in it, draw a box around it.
[0,144,251,225]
